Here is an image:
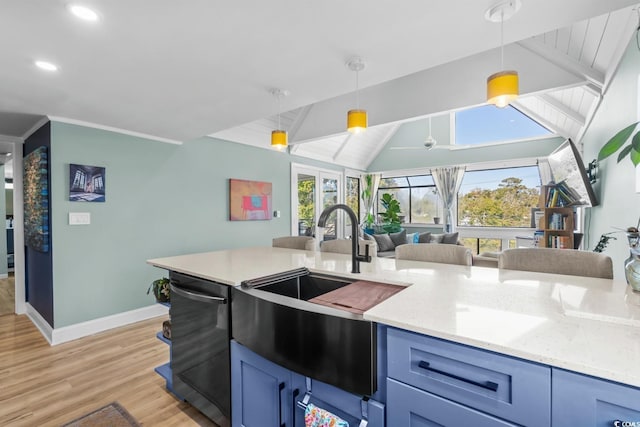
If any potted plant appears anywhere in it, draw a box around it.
[379,193,402,233]
[147,277,170,303]
[598,121,640,165]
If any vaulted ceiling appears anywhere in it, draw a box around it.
[0,1,638,172]
[213,5,640,170]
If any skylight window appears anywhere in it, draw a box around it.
[455,105,551,146]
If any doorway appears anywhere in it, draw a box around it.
[290,164,343,242]
[0,140,24,316]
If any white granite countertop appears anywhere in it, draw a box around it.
[148,246,640,388]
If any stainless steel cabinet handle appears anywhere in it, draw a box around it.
[418,360,499,392]
[170,283,227,304]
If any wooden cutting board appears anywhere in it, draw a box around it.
[308,280,405,314]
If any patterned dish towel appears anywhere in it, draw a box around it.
[305,403,349,427]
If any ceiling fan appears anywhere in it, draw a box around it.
[389,116,449,151]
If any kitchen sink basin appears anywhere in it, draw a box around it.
[231,268,399,396]
[247,269,355,301]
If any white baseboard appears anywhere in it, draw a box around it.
[0,273,8,279]
[26,303,169,346]
[26,303,54,345]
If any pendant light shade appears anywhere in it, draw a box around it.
[271,130,287,150]
[487,70,519,108]
[485,0,521,108]
[347,109,367,134]
[270,88,289,151]
[346,57,366,133]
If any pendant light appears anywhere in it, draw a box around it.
[346,57,367,133]
[270,88,289,150]
[485,0,521,108]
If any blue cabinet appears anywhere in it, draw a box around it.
[231,339,294,427]
[231,340,385,427]
[386,327,551,426]
[387,378,518,426]
[552,368,640,426]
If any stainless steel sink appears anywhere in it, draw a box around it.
[231,268,378,396]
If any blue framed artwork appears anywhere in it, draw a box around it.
[69,164,106,202]
[24,146,49,252]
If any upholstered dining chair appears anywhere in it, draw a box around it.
[395,243,473,266]
[498,248,613,279]
[320,238,378,257]
[272,236,316,251]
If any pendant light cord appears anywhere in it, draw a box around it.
[277,92,281,129]
[500,9,505,70]
[355,68,360,110]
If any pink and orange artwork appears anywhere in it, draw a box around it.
[229,179,272,221]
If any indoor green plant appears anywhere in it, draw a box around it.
[147,277,170,303]
[379,193,402,233]
[598,121,640,165]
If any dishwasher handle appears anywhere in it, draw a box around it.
[170,282,228,304]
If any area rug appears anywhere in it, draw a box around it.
[62,402,140,427]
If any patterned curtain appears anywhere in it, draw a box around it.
[432,166,466,233]
[359,173,381,229]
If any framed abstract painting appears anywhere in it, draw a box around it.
[229,179,272,221]
[24,146,49,252]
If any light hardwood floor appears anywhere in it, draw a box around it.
[0,314,218,427]
[0,274,15,316]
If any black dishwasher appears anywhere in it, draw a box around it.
[169,271,231,427]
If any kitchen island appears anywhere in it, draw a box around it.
[148,246,640,425]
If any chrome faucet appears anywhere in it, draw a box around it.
[317,204,372,273]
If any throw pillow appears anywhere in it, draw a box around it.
[441,232,459,245]
[406,232,417,244]
[372,233,395,252]
[413,233,420,243]
[430,233,445,243]
[389,229,406,247]
[417,232,432,243]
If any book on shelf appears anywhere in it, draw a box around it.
[547,235,572,249]
[544,181,583,207]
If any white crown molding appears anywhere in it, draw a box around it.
[27,303,169,346]
[47,116,184,145]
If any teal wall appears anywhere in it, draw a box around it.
[368,114,564,171]
[581,38,640,279]
[50,122,337,327]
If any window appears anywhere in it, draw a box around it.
[455,105,552,146]
[377,175,441,224]
[457,166,541,227]
[345,176,360,227]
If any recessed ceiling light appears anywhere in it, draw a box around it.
[67,4,100,22]
[35,61,58,72]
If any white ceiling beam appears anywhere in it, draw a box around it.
[511,101,572,140]
[602,9,640,93]
[363,124,401,170]
[332,134,353,161]
[293,45,584,143]
[287,105,313,143]
[517,38,605,90]
[539,94,586,126]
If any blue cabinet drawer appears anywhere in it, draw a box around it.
[552,368,640,426]
[387,378,518,426]
[387,327,550,426]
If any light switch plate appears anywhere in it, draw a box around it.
[69,212,91,225]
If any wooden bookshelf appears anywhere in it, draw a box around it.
[540,207,574,249]
[538,184,575,249]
